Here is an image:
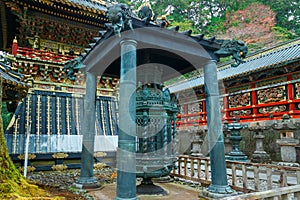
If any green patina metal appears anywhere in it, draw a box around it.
[107,4,133,37]
[223,118,248,162]
[72,2,249,199]
[215,40,248,67]
[135,67,179,183]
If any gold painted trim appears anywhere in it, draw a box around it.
[37,95,41,135]
[94,162,106,170]
[52,152,69,159]
[18,166,36,173]
[57,95,61,135]
[51,164,68,171]
[18,154,36,160]
[66,97,71,135]
[94,152,107,157]
[47,95,51,135]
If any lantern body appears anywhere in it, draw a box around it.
[136,67,178,179]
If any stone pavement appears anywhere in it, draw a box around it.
[89,182,202,200]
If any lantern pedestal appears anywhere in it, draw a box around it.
[136,178,167,195]
[224,118,248,162]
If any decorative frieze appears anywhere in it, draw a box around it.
[228,92,251,108]
[256,77,287,88]
[229,109,252,117]
[257,86,286,104]
[294,83,300,99]
[258,105,287,114]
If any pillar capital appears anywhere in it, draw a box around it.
[120,39,137,47]
[205,59,217,64]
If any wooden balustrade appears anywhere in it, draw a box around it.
[170,155,300,193]
[220,185,300,200]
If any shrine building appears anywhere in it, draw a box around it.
[168,38,300,128]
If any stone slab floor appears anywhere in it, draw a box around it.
[89,182,202,200]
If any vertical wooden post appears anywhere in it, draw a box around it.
[231,164,236,187]
[254,165,260,191]
[266,167,272,190]
[197,159,201,179]
[204,160,209,181]
[191,158,195,177]
[242,165,248,191]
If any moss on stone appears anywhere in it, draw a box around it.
[0,78,63,199]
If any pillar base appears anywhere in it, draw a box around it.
[226,153,248,162]
[76,177,100,189]
[252,151,271,163]
[115,197,139,200]
[199,185,238,199]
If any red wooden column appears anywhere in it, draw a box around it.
[223,89,229,120]
[183,104,189,126]
[184,104,188,115]
[202,100,206,123]
[287,74,295,112]
[251,83,258,121]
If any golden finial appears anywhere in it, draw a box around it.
[13,36,18,44]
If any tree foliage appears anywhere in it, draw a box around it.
[110,0,299,41]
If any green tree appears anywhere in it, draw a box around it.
[260,0,300,36]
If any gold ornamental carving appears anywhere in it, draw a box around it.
[18,166,36,173]
[52,153,69,159]
[51,164,68,171]
[94,152,107,157]
[17,154,36,160]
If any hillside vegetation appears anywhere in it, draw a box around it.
[115,0,299,53]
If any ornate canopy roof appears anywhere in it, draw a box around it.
[77,4,245,81]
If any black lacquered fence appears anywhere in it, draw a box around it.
[5,90,118,154]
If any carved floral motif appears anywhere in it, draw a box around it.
[229,109,252,117]
[258,105,287,114]
[257,86,286,104]
[229,92,250,108]
[188,102,202,113]
[295,83,300,99]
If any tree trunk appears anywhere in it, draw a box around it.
[0,77,50,199]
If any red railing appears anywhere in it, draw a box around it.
[176,74,300,127]
[16,47,77,63]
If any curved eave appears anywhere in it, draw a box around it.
[82,26,214,80]
[0,61,30,88]
[12,0,108,27]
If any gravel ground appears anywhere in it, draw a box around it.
[27,167,117,199]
